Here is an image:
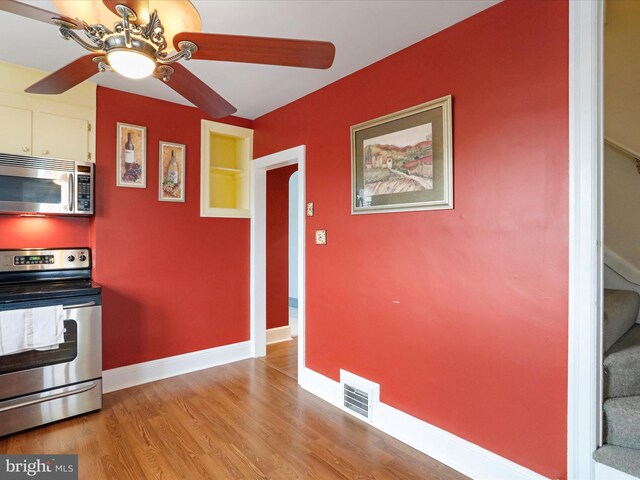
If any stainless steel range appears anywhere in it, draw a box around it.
[0,248,102,436]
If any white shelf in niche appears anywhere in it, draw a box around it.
[210,166,244,176]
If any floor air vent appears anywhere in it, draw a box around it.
[340,370,380,422]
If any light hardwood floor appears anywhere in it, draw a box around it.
[0,346,468,480]
[261,339,298,381]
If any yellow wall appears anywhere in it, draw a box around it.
[0,61,96,109]
[604,1,640,274]
[210,133,239,170]
[604,144,640,267]
[208,133,242,209]
[604,0,640,152]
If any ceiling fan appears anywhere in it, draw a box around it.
[0,0,336,118]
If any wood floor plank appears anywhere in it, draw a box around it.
[261,339,298,381]
[0,341,468,480]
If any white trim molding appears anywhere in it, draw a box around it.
[604,246,640,286]
[568,1,603,479]
[266,325,292,345]
[300,367,549,480]
[103,341,251,393]
[250,145,306,374]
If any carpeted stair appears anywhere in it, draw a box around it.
[594,289,640,478]
[605,326,640,399]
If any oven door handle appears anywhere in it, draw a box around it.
[63,301,96,310]
[0,381,98,413]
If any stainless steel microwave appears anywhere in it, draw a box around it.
[0,153,94,216]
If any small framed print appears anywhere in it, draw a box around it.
[351,95,453,214]
[116,122,146,188]
[159,142,185,202]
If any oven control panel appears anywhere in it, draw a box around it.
[0,248,91,272]
[14,254,55,266]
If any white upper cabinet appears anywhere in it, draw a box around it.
[0,105,32,156]
[0,61,96,162]
[36,112,91,162]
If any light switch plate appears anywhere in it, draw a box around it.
[306,202,314,216]
[315,229,327,245]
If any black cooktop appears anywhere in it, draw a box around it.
[0,279,101,304]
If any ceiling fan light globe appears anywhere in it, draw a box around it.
[106,49,155,79]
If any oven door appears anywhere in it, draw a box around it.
[0,163,74,215]
[0,295,101,401]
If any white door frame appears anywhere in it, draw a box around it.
[250,145,306,376]
[567,1,603,479]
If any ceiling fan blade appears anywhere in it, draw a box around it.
[102,0,149,24]
[0,0,83,28]
[25,55,98,95]
[174,32,336,70]
[160,63,236,119]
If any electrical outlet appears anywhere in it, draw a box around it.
[315,229,327,245]
[307,202,314,216]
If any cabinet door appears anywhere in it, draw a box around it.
[0,105,32,155]
[36,112,89,162]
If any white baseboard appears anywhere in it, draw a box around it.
[596,461,638,480]
[604,246,640,286]
[299,367,550,480]
[266,325,292,345]
[103,340,252,393]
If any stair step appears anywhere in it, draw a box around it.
[606,325,640,398]
[604,289,640,352]
[594,445,640,479]
[605,396,640,449]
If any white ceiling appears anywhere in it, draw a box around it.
[0,0,499,119]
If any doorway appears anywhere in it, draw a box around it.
[250,145,306,382]
[261,165,299,380]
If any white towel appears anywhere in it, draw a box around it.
[0,305,64,356]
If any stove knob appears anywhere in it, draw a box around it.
[79,254,87,262]
[67,255,75,262]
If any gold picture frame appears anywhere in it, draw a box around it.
[351,95,453,214]
[116,122,146,188]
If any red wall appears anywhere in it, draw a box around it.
[253,1,569,479]
[0,217,90,249]
[266,165,298,329]
[95,87,252,370]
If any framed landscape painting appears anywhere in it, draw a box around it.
[351,95,453,214]
[116,122,146,188]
